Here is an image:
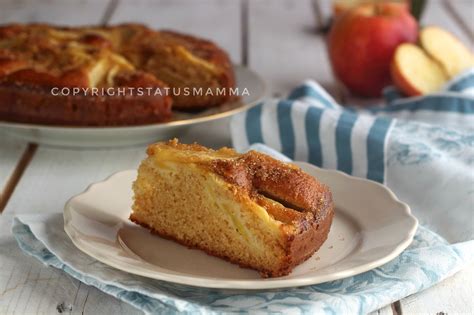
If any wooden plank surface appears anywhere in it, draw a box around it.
[401,264,474,315]
[3,147,147,215]
[110,0,241,63]
[444,0,474,41]
[0,0,111,25]
[0,215,141,315]
[0,135,28,212]
[421,0,473,45]
[368,305,394,315]
[248,0,342,100]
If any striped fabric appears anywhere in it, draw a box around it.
[231,69,474,183]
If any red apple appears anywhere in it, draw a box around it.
[328,2,418,97]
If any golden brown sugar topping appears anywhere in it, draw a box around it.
[0,23,229,89]
[147,139,333,221]
[0,23,236,116]
[0,24,143,88]
[213,150,332,218]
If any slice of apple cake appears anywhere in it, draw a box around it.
[130,139,334,277]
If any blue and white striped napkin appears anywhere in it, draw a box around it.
[231,69,474,242]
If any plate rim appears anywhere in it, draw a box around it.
[0,65,265,131]
[63,163,418,290]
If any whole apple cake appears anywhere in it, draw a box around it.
[0,23,235,126]
[130,139,334,277]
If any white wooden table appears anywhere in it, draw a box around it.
[0,0,473,314]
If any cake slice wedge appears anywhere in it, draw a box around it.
[130,139,334,277]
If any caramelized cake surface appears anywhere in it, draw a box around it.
[0,24,235,126]
[131,139,334,277]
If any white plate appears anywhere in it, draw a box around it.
[64,162,418,289]
[0,65,264,148]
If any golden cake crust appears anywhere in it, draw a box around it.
[0,23,235,126]
[132,140,334,277]
[209,150,334,276]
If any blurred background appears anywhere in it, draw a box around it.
[0,0,472,106]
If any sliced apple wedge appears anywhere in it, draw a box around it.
[420,26,474,78]
[391,43,448,96]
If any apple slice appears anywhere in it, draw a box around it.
[420,26,474,78]
[391,43,448,96]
